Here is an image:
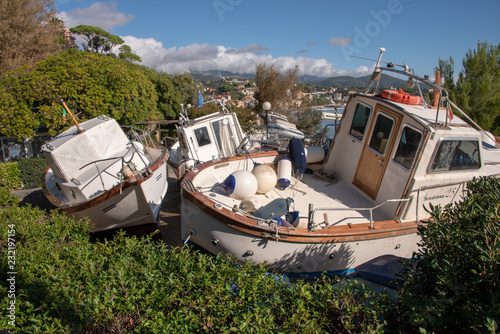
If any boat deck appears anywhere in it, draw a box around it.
[193,168,391,229]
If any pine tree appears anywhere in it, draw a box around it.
[455,41,500,134]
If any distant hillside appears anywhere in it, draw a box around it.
[191,70,253,81]
[303,73,410,89]
[190,70,426,90]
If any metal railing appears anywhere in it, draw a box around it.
[307,198,410,231]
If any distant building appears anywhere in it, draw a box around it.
[214,94,231,103]
[242,88,255,96]
[236,96,256,108]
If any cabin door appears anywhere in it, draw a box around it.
[353,106,402,199]
[189,125,219,163]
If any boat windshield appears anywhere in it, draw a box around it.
[429,139,481,172]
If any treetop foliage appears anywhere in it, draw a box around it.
[0,0,62,76]
[70,25,124,54]
[443,41,500,135]
[254,63,299,118]
[0,49,164,138]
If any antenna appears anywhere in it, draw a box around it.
[350,51,411,71]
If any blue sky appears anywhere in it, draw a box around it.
[57,0,500,79]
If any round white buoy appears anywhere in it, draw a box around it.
[252,164,277,194]
[277,158,292,190]
[221,170,258,200]
[184,159,195,170]
[304,146,325,163]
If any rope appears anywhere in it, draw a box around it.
[312,169,339,185]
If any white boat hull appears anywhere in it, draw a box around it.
[44,156,168,232]
[181,177,420,275]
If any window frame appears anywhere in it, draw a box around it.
[393,124,423,171]
[193,126,212,148]
[427,137,482,173]
[367,112,396,156]
[348,102,372,142]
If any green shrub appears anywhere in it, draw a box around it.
[0,161,22,189]
[0,186,19,207]
[0,203,393,333]
[17,157,47,189]
[398,176,500,333]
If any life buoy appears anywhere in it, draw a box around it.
[380,89,422,105]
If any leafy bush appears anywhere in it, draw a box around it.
[17,157,47,189]
[0,203,394,333]
[398,176,500,333]
[0,186,19,207]
[0,161,22,189]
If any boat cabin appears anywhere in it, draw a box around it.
[324,92,495,222]
[169,112,246,177]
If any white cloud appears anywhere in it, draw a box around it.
[121,36,367,78]
[58,2,134,31]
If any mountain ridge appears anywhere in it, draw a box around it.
[190,70,412,89]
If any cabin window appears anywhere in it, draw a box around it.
[394,126,422,169]
[430,139,481,172]
[194,127,211,147]
[349,103,371,141]
[368,113,394,155]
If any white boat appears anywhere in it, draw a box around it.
[265,112,305,140]
[179,48,500,276]
[42,112,169,232]
[168,100,250,180]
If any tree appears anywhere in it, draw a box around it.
[148,71,181,120]
[118,45,142,63]
[296,108,323,137]
[254,63,299,117]
[0,49,162,139]
[435,56,455,92]
[454,41,500,134]
[0,0,62,76]
[69,25,124,54]
[171,73,199,106]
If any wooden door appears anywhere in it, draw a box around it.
[353,106,402,199]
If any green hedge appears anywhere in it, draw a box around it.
[0,201,393,333]
[17,157,47,189]
[0,162,22,189]
[0,157,47,190]
[2,176,499,332]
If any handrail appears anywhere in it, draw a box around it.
[307,198,410,231]
[78,150,133,193]
[76,133,157,194]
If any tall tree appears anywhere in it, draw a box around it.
[0,0,62,76]
[455,41,500,134]
[118,45,142,63]
[435,56,455,91]
[70,25,124,54]
[254,63,299,117]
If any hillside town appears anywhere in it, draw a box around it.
[201,75,350,110]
